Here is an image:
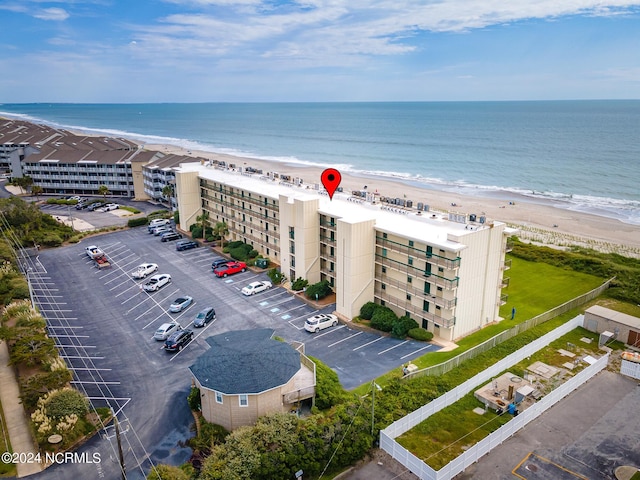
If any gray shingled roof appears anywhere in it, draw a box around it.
[189,329,301,395]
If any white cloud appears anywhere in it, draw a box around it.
[33,7,70,21]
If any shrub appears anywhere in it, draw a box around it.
[267,268,285,285]
[44,388,89,418]
[191,226,203,239]
[359,301,380,320]
[173,211,179,224]
[187,387,201,411]
[305,280,332,300]
[408,328,434,341]
[291,277,309,292]
[119,206,141,214]
[37,231,63,247]
[248,249,258,259]
[310,356,349,410]
[128,216,148,228]
[205,235,216,242]
[227,240,244,249]
[392,315,419,338]
[370,307,397,332]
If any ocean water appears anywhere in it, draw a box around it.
[1,101,639,225]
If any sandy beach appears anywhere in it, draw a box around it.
[144,143,640,257]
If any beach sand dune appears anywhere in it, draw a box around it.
[144,143,640,257]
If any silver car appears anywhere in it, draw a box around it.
[154,322,181,341]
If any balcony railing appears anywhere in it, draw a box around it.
[375,255,459,289]
[374,288,455,328]
[374,277,457,310]
[376,237,461,270]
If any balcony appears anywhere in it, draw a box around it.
[376,236,461,270]
[374,288,455,328]
[375,277,457,310]
[375,254,459,289]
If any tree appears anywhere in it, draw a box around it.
[146,464,191,480]
[31,185,43,201]
[98,185,110,199]
[212,220,228,247]
[161,184,175,208]
[195,210,211,240]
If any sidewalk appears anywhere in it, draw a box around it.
[0,341,43,477]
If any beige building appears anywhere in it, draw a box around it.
[189,329,316,431]
[175,162,515,341]
[584,305,640,347]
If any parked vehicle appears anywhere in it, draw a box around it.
[160,231,183,242]
[154,321,181,341]
[304,313,339,333]
[211,259,229,271]
[193,307,216,327]
[153,226,172,236]
[75,200,89,210]
[213,261,247,278]
[85,245,104,259]
[143,273,171,292]
[163,329,193,352]
[87,202,105,211]
[169,296,193,313]
[148,218,170,233]
[93,254,111,269]
[67,195,81,201]
[241,281,273,296]
[176,240,199,251]
[132,263,158,279]
[97,203,119,212]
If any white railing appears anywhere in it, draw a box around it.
[620,359,640,380]
[380,315,610,480]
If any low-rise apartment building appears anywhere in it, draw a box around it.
[175,162,515,341]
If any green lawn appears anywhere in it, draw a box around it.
[351,255,606,396]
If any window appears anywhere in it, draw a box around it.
[215,391,223,404]
[409,240,414,247]
[382,248,387,257]
[406,294,411,301]
[408,257,413,266]
[381,284,386,290]
[407,276,412,284]
[382,266,386,274]
[383,233,387,239]
[239,394,248,407]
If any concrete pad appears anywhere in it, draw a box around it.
[558,348,576,358]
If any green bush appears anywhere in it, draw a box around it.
[37,231,63,247]
[191,225,203,239]
[227,240,244,249]
[248,249,258,259]
[392,315,419,338]
[119,206,141,214]
[407,328,434,341]
[187,387,201,411]
[44,388,89,418]
[370,307,397,332]
[173,211,179,224]
[20,370,73,411]
[267,268,285,285]
[205,235,216,242]
[291,277,309,292]
[128,216,148,227]
[305,280,332,300]
[45,199,76,205]
[309,356,349,410]
[359,301,380,320]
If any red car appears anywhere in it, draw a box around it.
[213,261,247,278]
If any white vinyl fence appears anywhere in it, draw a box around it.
[380,315,610,480]
[620,359,640,380]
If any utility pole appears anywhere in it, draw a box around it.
[112,409,126,480]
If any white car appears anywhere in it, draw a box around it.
[153,226,172,236]
[97,203,119,212]
[169,295,193,313]
[85,245,103,259]
[304,313,338,333]
[143,273,171,292]
[132,263,158,279]
[154,322,181,341]
[241,280,273,296]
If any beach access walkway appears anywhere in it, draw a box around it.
[0,340,43,477]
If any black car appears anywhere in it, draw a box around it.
[193,307,216,328]
[211,259,228,271]
[164,329,193,352]
[75,201,89,210]
[176,240,199,251]
[160,231,182,242]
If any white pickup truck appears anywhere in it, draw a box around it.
[85,245,104,259]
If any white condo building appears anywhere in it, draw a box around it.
[175,163,516,342]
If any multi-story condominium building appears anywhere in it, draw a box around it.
[1,118,200,200]
[175,163,515,341]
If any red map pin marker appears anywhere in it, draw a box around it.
[321,168,342,200]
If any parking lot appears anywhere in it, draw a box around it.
[24,219,438,479]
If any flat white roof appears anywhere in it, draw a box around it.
[180,163,505,252]
[586,305,640,329]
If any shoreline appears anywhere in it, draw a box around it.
[144,143,640,256]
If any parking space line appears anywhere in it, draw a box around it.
[109,278,133,291]
[378,340,408,355]
[48,334,90,338]
[69,367,112,371]
[278,304,307,316]
[38,308,73,312]
[328,331,363,347]
[59,354,105,359]
[71,380,121,385]
[47,325,83,329]
[400,344,433,359]
[115,284,142,298]
[312,325,346,339]
[57,344,96,348]
[353,337,384,351]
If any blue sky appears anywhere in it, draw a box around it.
[1,0,639,102]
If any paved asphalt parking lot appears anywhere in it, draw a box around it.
[23,206,439,480]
